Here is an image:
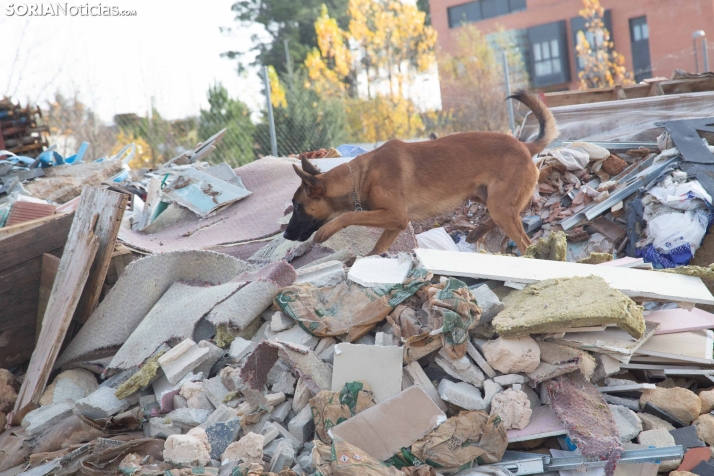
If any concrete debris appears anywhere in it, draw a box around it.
[222,432,264,464]
[609,404,643,442]
[438,379,486,411]
[271,311,295,333]
[164,427,212,466]
[637,428,681,471]
[74,386,130,419]
[482,336,540,374]
[490,388,532,430]
[637,411,676,431]
[21,400,74,435]
[640,387,702,425]
[295,260,345,287]
[469,283,505,323]
[435,348,484,387]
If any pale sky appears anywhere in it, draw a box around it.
[0,0,441,124]
[0,0,267,121]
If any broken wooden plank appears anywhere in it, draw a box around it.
[72,189,127,324]
[414,249,714,305]
[0,212,73,270]
[36,253,60,345]
[645,308,714,335]
[13,186,108,416]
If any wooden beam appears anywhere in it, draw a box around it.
[73,189,127,324]
[36,253,60,344]
[0,213,73,270]
[414,249,714,305]
[12,187,113,416]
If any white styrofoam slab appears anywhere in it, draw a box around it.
[414,248,714,305]
[348,255,412,287]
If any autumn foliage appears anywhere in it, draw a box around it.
[576,0,634,89]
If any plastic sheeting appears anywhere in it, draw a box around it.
[520,91,714,143]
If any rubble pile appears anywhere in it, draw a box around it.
[4,78,714,476]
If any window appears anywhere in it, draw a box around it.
[533,39,562,76]
[527,21,571,87]
[629,16,652,82]
[448,2,481,28]
[571,10,613,72]
[447,0,526,28]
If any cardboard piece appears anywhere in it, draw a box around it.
[332,343,403,403]
[330,386,445,461]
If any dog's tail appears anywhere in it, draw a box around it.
[508,90,558,156]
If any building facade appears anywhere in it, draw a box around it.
[430,0,714,92]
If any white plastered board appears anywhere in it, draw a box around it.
[414,249,714,305]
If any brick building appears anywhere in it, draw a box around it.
[429,0,714,92]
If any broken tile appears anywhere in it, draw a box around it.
[677,447,712,472]
[158,339,211,384]
[205,417,241,460]
[331,386,445,461]
[331,343,402,403]
[493,374,529,386]
[271,325,319,349]
[435,348,484,387]
[271,311,296,333]
[670,425,706,450]
[229,337,255,363]
[466,341,497,378]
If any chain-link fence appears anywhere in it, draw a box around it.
[6,60,523,171]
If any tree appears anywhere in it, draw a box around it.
[435,25,529,134]
[225,0,349,75]
[304,0,437,142]
[576,0,633,89]
[46,92,116,160]
[198,83,256,166]
[254,66,347,156]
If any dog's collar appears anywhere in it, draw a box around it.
[347,162,363,212]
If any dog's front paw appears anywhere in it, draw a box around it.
[313,226,331,243]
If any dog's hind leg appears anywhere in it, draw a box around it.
[369,229,402,256]
[466,218,496,243]
[488,204,531,254]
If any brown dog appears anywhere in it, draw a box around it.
[283,91,558,255]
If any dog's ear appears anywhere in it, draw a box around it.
[300,156,322,176]
[293,164,325,197]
